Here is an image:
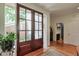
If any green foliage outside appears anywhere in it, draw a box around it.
[5,6,16,22]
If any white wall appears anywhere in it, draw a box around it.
[0,3,5,34]
[51,13,79,46]
[0,3,5,55]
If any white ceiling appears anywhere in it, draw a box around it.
[6,3,79,16]
[35,3,79,16]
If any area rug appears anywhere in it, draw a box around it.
[41,47,65,56]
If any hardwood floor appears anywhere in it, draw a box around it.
[25,48,43,56]
[76,46,79,55]
[50,41,77,56]
[25,41,77,56]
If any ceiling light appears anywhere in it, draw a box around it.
[77,7,79,9]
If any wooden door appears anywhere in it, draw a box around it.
[16,4,43,56]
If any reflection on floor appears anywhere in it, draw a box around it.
[41,47,65,56]
[50,41,77,56]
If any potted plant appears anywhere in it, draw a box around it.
[0,32,16,55]
[5,32,16,51]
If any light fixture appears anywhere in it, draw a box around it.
[77,7,79,9]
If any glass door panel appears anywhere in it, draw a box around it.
[35,31,39,39]
[19,31,25,42]
[26,21,31,30]
[19,7,26,19]
[20,19,25,30]
[39,14,42,22]
[39,23,42,30]
[26,10,32,20]
[39,31,42,39]
[35,22,39,30]
[34,13,43,40]
[26,31,31,41]
[35,13,39,21]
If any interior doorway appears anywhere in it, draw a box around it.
[50,27,53,41]
[56,23,64,45]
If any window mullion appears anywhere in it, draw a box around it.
[42,14,43,39]
[31,11,35,40]
[25,10,27,41]
[38,14,39,39]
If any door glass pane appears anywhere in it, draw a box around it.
[26,21,31,30]
[19,7,25,19]
[35,22,38,30]
[39,31,42,38]
[35,13,38,21]
[39,23,42,30]
[26,10,31,20]
[26,31,31,41]
[20,19,25,30]
[19,31,25,42]
[39,14,42,22]
[35,31,38,39]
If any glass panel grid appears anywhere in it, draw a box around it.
[18,6,43,42]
